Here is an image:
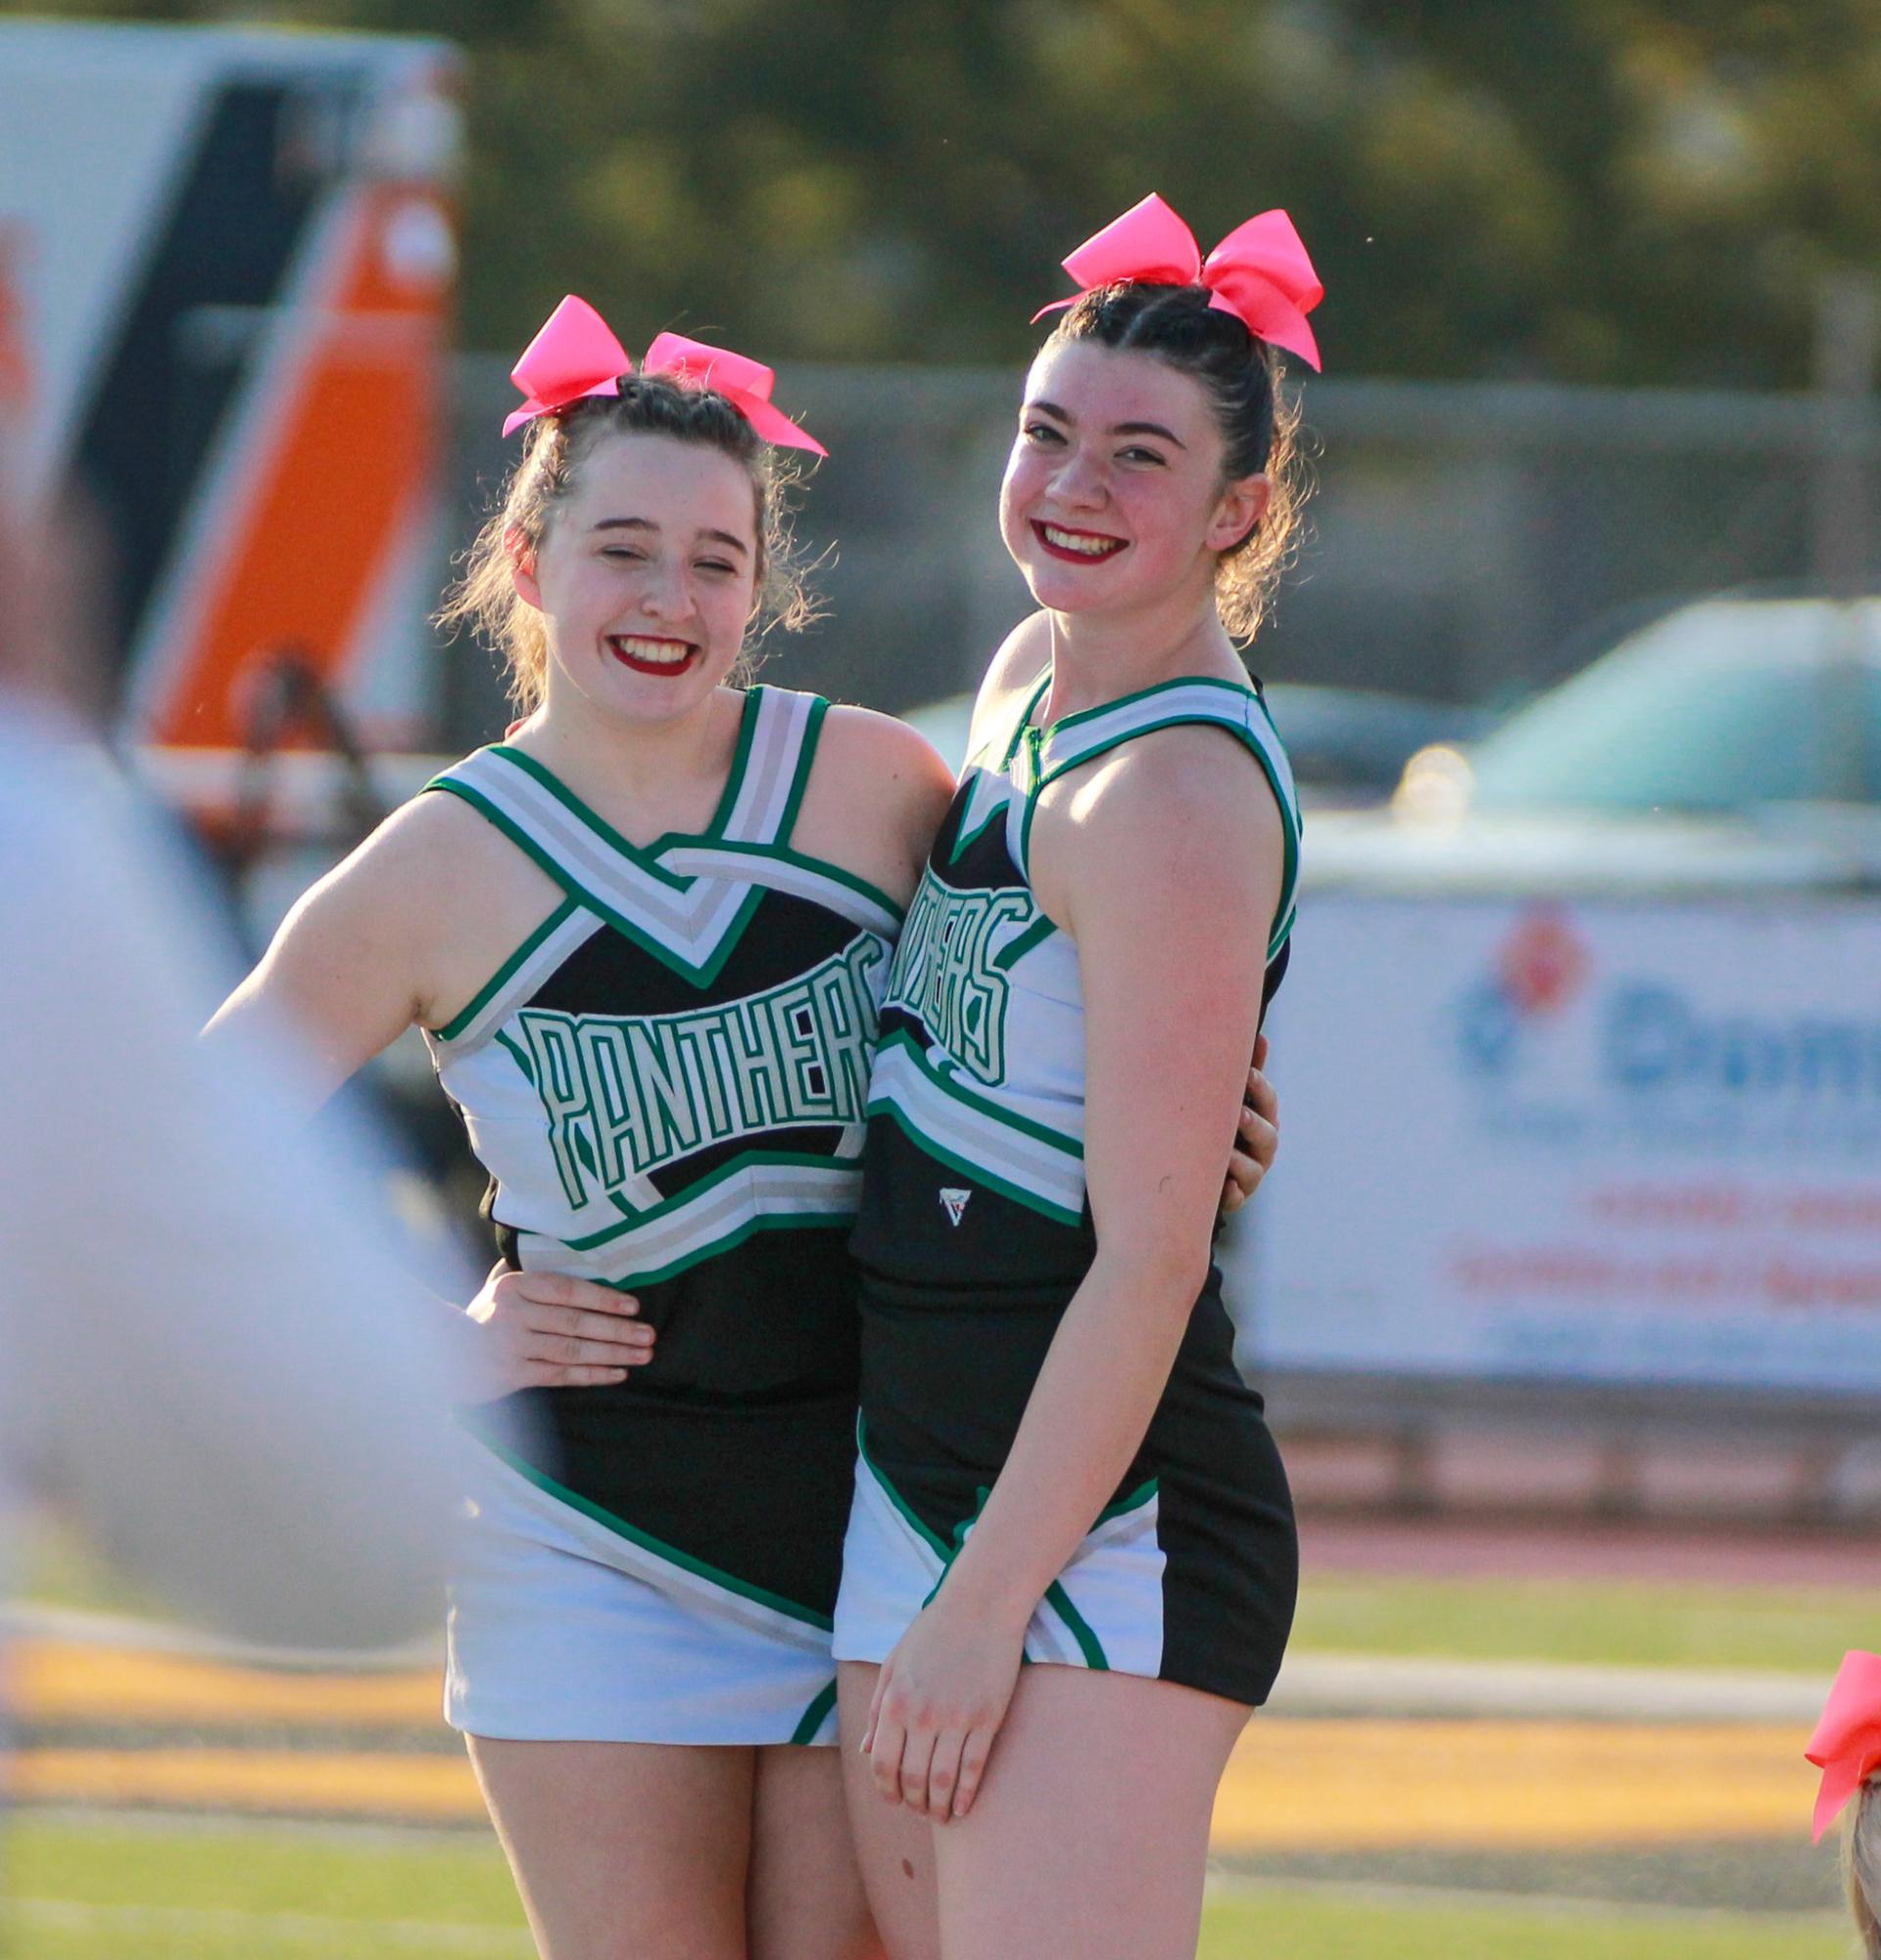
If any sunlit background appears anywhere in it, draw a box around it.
[5,5,1881,1957]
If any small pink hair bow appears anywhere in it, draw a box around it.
[1806,1649,1881,1840]
[1033,193,1324,371]
[503,296,826,455]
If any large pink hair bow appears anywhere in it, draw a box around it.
[1033,193,1324,371]
[641,331,828,457]
[503,296,826,456]
[1806,1649,1881,1840]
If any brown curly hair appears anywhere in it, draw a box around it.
[436,374,820,712]
[1852,1783,1881,1957]
[1040,283,1311,642]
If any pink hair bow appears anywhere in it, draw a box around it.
[641,331,828,457]
[503,297,826,456]
[503,296,630,437]
[1033,193,1324,371]
[1807,1649,1881,1840]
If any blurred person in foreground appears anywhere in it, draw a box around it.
[1809,1649,1881,1956]
[0,485,490,1656]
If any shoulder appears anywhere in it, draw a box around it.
[1073,720,1283,836]
[967,613,1051,748]
[288,768,519,928]
[815,702,954,794]
[980,612,1052,702]
[1045,723,1284,915]
[791,703,957,904]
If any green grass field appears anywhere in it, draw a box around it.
[7,1818,1851,1960]
[15,1516,1868,1954]
[1288,1569,1880,1675]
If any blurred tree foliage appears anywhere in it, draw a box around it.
[16,0,1881,381]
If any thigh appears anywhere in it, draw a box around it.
[467,1734,754,1960]
[836,1662,940,1960]
[748,1741,883,1960]
[931,1667,1248,1960]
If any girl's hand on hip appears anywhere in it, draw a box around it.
[862,1593,1026,1823]
[1221,1031,1278,1217]
[460,1262,651,1400]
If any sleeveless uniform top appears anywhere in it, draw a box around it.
[850,671,1300,1294]
[421,688,901,1616]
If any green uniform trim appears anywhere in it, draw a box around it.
[494,1028,536,1082]
[1042,1579,1108,1669]
[430,896,586,1043]
[872,1028,1082,1159]
[947,780,1010,865]
[1097,1475,1159,1523]
[484,688,761,872]
[774,693,829,845]
[705,683,767,838]
[479,1435,834,1631]
[996,675,1300,957]
[789,1677,840,1745]
[990,913,1055,972]
[1003,673,1052,766]
[575,1205,859,1292]
[561,1148,863,1249]
[684,838,905,921]
[424,779,767,989]
[1040,672,1257,743]
[856,1421,1130,1673]
[856,1417,951,1560]
[867,1098,1084,1230]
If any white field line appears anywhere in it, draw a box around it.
[13,1897,533,1953]
[5,1604,440,1673]
[1204,1867,1843,1929]
[10,1606,1828,1720]
[1269,1652,1825,1723]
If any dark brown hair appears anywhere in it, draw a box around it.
[437,375,818,711]
[1041,283,1309,641]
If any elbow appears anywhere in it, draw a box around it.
[1093,1234,1214,1318]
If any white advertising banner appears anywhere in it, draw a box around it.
[1235,894,1881,1390]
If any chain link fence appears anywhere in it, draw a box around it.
[437,357,1881,746]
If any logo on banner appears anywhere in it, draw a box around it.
[1455,906,1589,1080]
[1448,901,1881,1159]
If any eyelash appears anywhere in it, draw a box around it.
[600,548,738,575]
[1022,425,1166,466]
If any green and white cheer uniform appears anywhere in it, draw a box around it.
[836,673,1302,1707]
[424,688,897,1745]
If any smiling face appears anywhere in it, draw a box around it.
[510,430,760,725]
[999,338,1270,627]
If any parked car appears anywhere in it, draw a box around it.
[1313,594,1881,896]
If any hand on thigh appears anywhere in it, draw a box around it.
[931,1669,1248,1960]
[837,1663,940,1960]
[467,1735,753,1960]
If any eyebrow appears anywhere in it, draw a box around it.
[1027,401,1188,450]
[591,516,750,554]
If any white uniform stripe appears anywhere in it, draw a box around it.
[518,1160,864,1284]
[660,847,901,940]
[475,757,748,943]
[867,1044,1085,1218]
[472,1447,833,1650]
[722,688,810,844]
[425,907,603,1055]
